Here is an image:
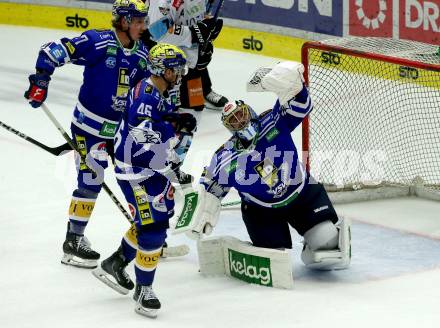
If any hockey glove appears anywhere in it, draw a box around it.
[208,19,223,41]
[185,185,221,240]
[190,18,222,45]
[24,72,51,108]
[162,112,197,134]
[196,41,213,70]
[247,61,305,105]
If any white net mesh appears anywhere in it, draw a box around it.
[303,37,440,193]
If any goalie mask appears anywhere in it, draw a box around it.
[221,100,258,143]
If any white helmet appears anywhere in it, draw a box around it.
[221,100,258,143]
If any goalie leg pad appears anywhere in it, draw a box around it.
[303,220,339,251]
[197,236,293,289]
[301,218,351,270]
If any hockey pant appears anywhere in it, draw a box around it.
[68,124,114,234]
[241,180,338,249]
[179,67,213,111]
[117,174,175,286]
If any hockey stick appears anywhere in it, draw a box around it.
[211,0,225,19]
[40,104,189,258]
[0,120,71,156]
[206,0,215,13]
[40,104,133,223]
[221,200,241,208]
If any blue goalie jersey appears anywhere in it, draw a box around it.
[201,86,313,209]
[35,29,150,138]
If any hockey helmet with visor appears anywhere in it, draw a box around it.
[147,44,188,85]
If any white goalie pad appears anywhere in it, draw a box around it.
[301,218,352,270]
[246,61,305,105]
[172,185,221,238]
[197,236,293,289]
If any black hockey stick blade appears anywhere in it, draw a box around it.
[0,120,72,156]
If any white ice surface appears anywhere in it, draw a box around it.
[1,25,440,328]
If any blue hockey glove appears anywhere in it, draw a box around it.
[24,72,51,108]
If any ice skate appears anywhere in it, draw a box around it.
[204,90,228,110]
[61,230,100,269]
[133,284,161,318]
[92,246,134,295]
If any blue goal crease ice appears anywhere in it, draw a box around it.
[211,212,440,284]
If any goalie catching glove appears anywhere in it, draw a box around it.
[246,61,305,105]
[172,185,221,239]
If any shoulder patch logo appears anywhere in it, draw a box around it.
[265,128,280,142]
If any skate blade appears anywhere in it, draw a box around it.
[92,267,130,295]
[135,305,158,318]
[161,244,190,258]
[61,254,97,269]
[204,102,223,111]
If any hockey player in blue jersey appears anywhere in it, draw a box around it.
[24,0,151,268]
[92,44,195,318]
[186,61,351,272]
[146,0,228,186]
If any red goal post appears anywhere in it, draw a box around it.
[301,37,440,203]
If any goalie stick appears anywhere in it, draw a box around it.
[40,104,188,258]
[0,120,71,156]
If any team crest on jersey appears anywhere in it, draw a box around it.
[254,158,279,188]
[106,57,116,68]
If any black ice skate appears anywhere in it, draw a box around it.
[61,230,100,269]
[92,246,134,295]
[133,284,161,318]
[204,90,228,110]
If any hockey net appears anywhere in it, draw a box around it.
[301,37,440,203]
